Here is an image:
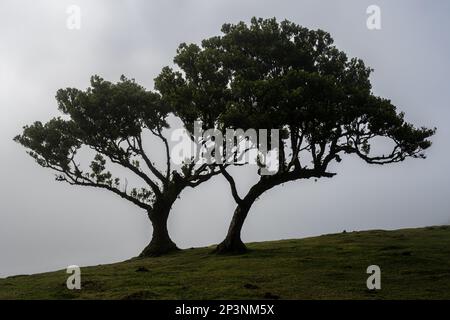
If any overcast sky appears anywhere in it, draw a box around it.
[1,0,449,278]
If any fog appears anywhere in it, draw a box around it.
[1,0,449,277]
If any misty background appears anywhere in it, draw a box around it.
[1,0,449,278]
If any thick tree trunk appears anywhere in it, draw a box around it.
[214,202,251,254]
[214,178,277,254]
[139,198,179,257]
[216,169,319,254]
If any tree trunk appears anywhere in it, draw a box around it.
[214,178,276,254]
[139,199,179,257]
[214,202,251,254]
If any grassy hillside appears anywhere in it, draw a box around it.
[1,226,450,300]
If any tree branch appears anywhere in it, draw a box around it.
[219,164,243,204]
[135,134,168,183]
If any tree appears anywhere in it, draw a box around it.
[157,17,436,254]
[14,76,221,257]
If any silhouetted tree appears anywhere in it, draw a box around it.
[14,76,220,256]
[157,18,435,254]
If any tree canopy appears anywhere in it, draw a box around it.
[156,17,435,253]
[15,75,221,256]
[15,17,435,256]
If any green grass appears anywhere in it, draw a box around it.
[1,226,450,299]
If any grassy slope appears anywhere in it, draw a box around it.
[1,226,450,300]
